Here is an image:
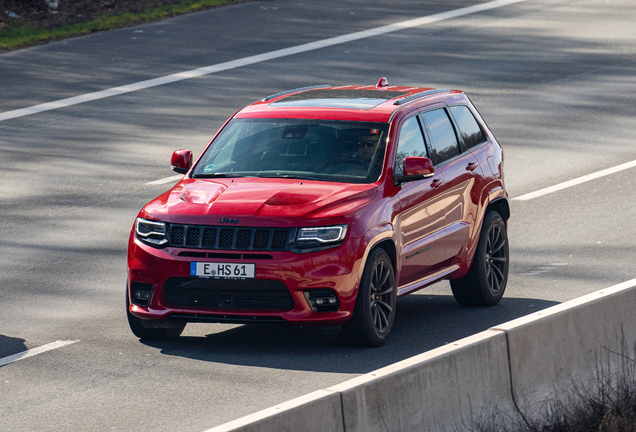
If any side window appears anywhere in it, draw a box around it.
[449,106,486,149]
[421,109,460,165]
[394,116,428,176]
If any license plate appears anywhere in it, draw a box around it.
[190,262,255,279]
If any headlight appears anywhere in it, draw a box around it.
[297,225,348,243]
[135,218,168,247]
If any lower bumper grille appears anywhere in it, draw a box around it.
[169,314,287,324]
[163,277,295,311]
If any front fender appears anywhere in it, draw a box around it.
[351,222,397,290]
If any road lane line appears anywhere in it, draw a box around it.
[146,174,183,185]
[0,0,528,123]
[0,340,79,367]
[513,158,636,201]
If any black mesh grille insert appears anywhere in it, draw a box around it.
[163,277,294,311]
[254,230,269,249]
[219,229,234,248]
[171,226,185,246]
[186,227,201,247]
[202,228,217,247]
[236,229,251,249]
[167,224,291,251]
[272,230,288,249]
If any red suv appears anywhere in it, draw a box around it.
[127,79,509,346]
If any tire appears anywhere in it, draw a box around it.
[126,290,185,340]
[450,211,509,306]
[340,248,397,347]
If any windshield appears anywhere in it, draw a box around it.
[191,118,389,184]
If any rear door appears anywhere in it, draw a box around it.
[420,107,485,264]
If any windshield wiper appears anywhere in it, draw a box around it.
[256,173,299,179]
[192,173,243,178]
[256,173,329,181]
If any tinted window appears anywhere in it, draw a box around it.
[421,109,460,165]
[394,116,427,176]
[450,106,486,149]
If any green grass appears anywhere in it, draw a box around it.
[0,0,248,51]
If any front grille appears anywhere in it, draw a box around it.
[168,224,292,251]
[163,277,295,311]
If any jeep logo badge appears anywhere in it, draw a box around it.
[219,216,240,225]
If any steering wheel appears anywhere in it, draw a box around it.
[339,158,368,168]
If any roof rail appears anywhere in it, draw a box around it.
[262,85,332,102]
[393,88,450,105]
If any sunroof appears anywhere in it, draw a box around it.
[271,89,408,110]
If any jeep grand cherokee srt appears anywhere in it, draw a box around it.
[127,78,509,346]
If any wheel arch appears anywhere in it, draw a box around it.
[485,197,510,221]
[371,239,397,271]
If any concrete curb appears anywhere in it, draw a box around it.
[206,278,636,432]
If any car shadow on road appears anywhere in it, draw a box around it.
[0,335,27,361]
[141,292,558,374]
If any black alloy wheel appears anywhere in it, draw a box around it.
[341,248,397,347]
[450,211,509,306]
[485,220,507,295]
[370,259,394,334]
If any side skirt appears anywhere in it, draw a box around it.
[397,265,460,297]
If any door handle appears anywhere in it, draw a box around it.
[431,179,443,188]
[466,162,478,171]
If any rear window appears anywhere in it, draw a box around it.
[449,106,486,149]
[191,118,389,184]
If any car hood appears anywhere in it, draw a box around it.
[141,177,377,226]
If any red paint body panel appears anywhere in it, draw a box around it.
[128,83,508,326]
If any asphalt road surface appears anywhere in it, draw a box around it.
[1,0,635,430]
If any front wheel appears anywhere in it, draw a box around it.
[126,291,185,340]
[451,211,509,306]
[340,248,397,347]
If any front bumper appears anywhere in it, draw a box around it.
[127,234,364,326]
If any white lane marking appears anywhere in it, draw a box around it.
[146,174,183,185]
[513,158,636,201]
[0,340,79,367]
[0,0,528,123]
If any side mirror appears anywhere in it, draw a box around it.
[395,157,435,184]
[171,149,192,174]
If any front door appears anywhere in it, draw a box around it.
[395,115,449,287]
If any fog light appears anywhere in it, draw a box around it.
[131,282,154,307]
[134,291,151,301]
[304,289,339,313]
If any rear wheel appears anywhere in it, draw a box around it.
[340,248,396,347]
[126,290,185,340]
[451,211,509,306]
